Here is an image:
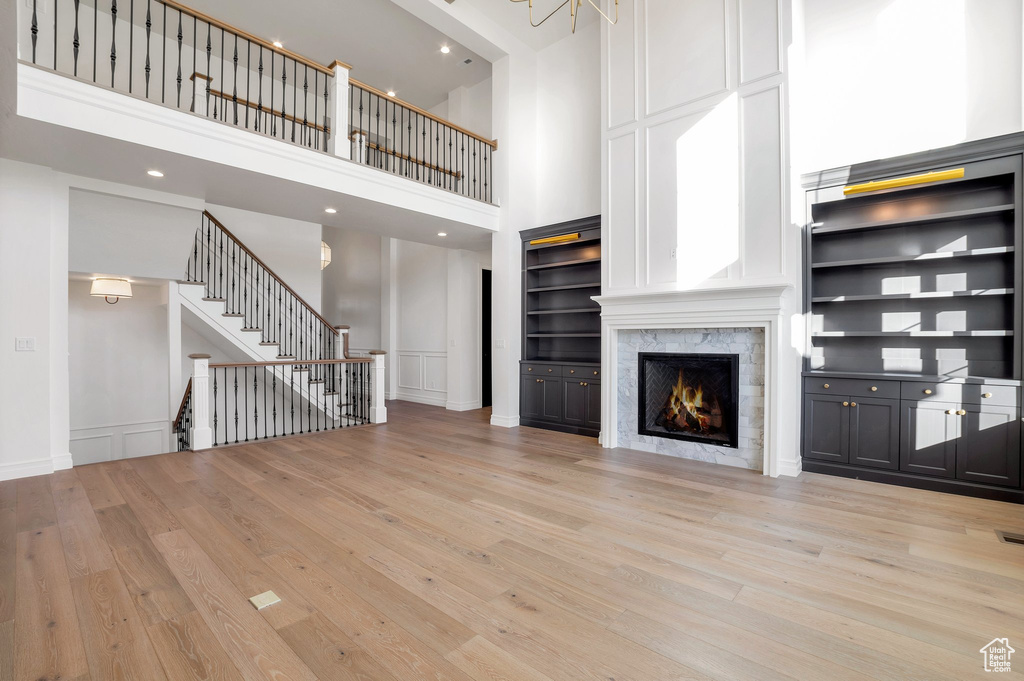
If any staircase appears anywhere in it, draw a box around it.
[173,210,382,450]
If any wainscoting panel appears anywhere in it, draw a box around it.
[606,131,639,291]
[740,84,785,279]
[739,0,780,84]
[606,0,639,129]
[70,420,171,465]
[396,350,448,407]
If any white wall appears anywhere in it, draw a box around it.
[68,280,171,464]
[795,0,1024,173]
[395,239,449,406]
[536,21,601,225]
[0,159,70,480]
[321,226,383,350]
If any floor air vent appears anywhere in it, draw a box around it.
[996,530,1024,546]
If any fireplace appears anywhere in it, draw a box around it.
[638,352,740,448]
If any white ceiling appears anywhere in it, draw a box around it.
[179,0,493,110]
[457,0,601,52]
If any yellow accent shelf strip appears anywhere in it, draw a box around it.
[844,168,965,196]
[530,233,581,246]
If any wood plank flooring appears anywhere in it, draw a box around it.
[4,400,1024,680]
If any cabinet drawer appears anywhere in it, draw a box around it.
[803,377,899,399]
[564,365,600,379]
[522,363,561,377]
[900,382,1019,407]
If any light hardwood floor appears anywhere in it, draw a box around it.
[3,401,1024,680]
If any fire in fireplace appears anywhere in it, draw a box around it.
[638,352,739,448]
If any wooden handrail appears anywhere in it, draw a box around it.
[349,79,499,151]
[210,358,371,368]
[157,0,344,76]
[204,84,328,133]
[173,378,192,430]
[202,210,339,336]
[350,129,461,179]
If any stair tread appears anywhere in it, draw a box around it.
[240,328,263,332]
[222,313,245,317]
[177,280,206,286]
[202,297,226,302]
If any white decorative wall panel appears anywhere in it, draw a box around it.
[606,132,639,290]
[740,85,784,279]
[398,353,423,390]
[69,420,171,465]
[396,351,448,406]
[606,0,638,128]
[644,0,729,116]
[739,0,780,83]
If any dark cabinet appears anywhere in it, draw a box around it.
[521,375,562,423]
[849,397,900,470]
[563,380,600,430]
[803,394,849,463]
[900,402,959,478]
[958,405,1021,487]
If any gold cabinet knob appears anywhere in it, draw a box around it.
[870,386,878,392]
[924,389,933,395]
[958,409,967,416]
[823,383,830,389]
[548,368,553,373]
[850,402,857,407]
[570,369,575,374]
[946,409,954,415]
[843,401,850,407]
[594,370,599,376]
[983,392,993,398]
[536,378,543,383]
[528,367,533,371]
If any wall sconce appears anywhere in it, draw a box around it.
[321,241,332,270]
[90,277,133,304]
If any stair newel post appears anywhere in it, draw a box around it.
[189,354,213,449]
[326,61,351,159]
[369,351,387,424]
[334,325,350,417]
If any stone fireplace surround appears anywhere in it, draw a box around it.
[595,285,799,477]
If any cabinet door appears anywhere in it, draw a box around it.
[563,380,587,426]
[849,398,900,470]
[585,381,602,430]
[803,394,850,463]
[900,402,959,478]
[540,378,563,421]
[957,405,1021,488]
[520,376,545,421]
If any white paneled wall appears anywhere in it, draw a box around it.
[602,0,794,295]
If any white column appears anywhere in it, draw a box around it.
[334,325,350,358]
[369,351,387,424]
[327,61,352,159]
[189,354,214,450]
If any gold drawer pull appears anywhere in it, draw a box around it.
[870,386,878,392]
[843,401,850,407]
[983,392,993,398]
[823,383,830,389]
[850,402,857,407]
[924,389,933,395]
[536,379,544,383]
[957,409,967,416]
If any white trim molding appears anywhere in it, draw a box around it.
[596,284,799,478]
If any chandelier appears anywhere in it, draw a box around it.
[510,0,619,34]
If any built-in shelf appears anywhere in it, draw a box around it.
[811,246,1014,269]
[526,333,602,338]
[526,257,601,271]
[811,289,1013,303]
[811,203,1014,235]
[526,282,602,293]
[802,370,1023,386]
[813,330,1013,338]
[527,308,600,315]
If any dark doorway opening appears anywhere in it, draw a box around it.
[481,269,492,408]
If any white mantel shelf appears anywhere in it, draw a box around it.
[596,284,800,478]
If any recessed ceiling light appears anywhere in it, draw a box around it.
[272,40,283,48]
[437,232,447,237]
[440,45,451,54]
[324,208,337,214]
[147,169,164,177]
[387,91,396,97]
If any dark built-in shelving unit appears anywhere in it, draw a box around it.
[802,139,1024,502]
[520,216,602,437]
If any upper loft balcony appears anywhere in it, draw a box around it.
[6,0,499,236]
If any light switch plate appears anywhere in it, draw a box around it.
[496,339,506,349]
[15,337,35,352]
[248,591,281,610]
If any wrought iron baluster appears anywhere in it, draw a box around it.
[302,65,308,147]
[280,57,286,139]
[233,366,238,443]
[213,369,218,444]
[190,14,196,109]
[232,35,238,125]
[31,0,38,64]
[291,60,297,142]
[175,9,182,106]
[323,74,329,152]
[110,0,117,87]
[270,51,275,136]
[144,0,152,96]
[160,3,165,100]
[205,23,211,114]
[256,46,263,132]
[245,40,251,129]
[73,0,80,76]
[128,0,134,92]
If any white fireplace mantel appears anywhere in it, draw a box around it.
[595,284,800,478]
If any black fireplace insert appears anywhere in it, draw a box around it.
[638,352,739,448]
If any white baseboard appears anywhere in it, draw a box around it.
[776,458,802,478]
[0,458,55,481]
[490,414,520,428]
[52,453,74,471]
[395,392,448,408]
[445,400,482,412]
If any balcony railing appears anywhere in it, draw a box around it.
[19,0,497,202]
